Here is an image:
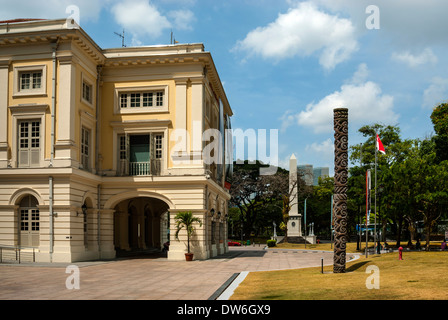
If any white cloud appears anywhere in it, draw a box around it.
[234,1,358,70]
[110,0,196,43]
[281,64,398,133]
[168,9,195,31]
[347,62,369,85]
[391,48,438,68]
[423,77,448,109]
[314,0,448,48]
[305,138,333,158]
[279,110,297,133]
[111,0,171,40]
[298,81,396,133]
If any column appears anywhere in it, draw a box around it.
[190,79,204,164]
[0,59,10,168]
[173,79,188,166]
[54,55,77,167]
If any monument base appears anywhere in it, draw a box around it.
[279,236,317,244]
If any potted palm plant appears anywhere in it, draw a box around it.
[174,211,202,261]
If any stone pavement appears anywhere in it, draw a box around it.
[0,246,359,300]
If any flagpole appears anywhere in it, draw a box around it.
[365,170,368,258]
[374,131,378,254]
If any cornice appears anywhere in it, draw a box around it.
[0,24,105,65]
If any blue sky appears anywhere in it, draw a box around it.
[3,0,448,174]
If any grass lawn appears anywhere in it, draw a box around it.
[230,245,448,300]
[273,241,445,253]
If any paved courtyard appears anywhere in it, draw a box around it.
[0,246,358,300]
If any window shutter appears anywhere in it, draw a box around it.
[18,150,29,167]
[150,134,162,176]
[30,149,40,166]
[124,133,130,175]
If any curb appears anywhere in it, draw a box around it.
[210,271,250,300]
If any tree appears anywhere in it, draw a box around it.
[228,160,310,241]
[413,140,448,249]
[262,169,311,242]
[174,211,202,254]
[309,176,334,239]
[349,124,412,244]
[229,161,271,239]
[431,103,448,163]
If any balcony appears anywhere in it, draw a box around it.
[118,159,161,176]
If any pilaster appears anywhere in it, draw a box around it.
[0,59,10,168]
[54,55,78,167]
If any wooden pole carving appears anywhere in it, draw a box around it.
[333,108,348,273]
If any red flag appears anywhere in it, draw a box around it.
[376,134,386,154]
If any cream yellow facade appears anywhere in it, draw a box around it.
[0,19,233,262]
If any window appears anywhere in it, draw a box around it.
[120,90,164,109]
[84,210,88,247]
[19,195,40,247]
[81,127,90,170]
[155,134,163,159]
[82,81,92,104]
[116,133,164,176]
[20,71,42,90]
[206,100,211,120]
[119,135,127,161]
[117,134,128,176]
[13,65,47,96]
[82,203,89,248]
[18,120,41,167]
[116,85,169,114]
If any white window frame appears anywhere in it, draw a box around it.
[79,110,95,172]
[111,122,169,176]
[80,126,91,171]
[19,195,40,248]
[9,104,47,168]
[155,134,163,160]
[17,120,41,168]
[81,73,94,108]
[13,65,47,97]
[114,85,169,114]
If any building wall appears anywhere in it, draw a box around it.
[0,19,232,263]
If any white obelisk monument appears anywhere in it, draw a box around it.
[287,154,302,237]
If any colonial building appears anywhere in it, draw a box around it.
[0,18,233,262]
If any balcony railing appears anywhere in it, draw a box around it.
[130,162,150,176]
[118,159,161,176]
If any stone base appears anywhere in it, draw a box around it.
[279,235,317,244]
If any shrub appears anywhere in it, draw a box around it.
[267,239,277,247]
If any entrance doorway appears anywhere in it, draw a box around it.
[113,197,169,257]
[129,135,150,176]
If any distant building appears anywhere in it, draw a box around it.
[297,164,329,186]
[298,164,313,186]
[313,167,329,186]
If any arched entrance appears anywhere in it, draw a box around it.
[113,197,169,257]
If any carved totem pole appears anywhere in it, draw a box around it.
[333,108,348,273]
